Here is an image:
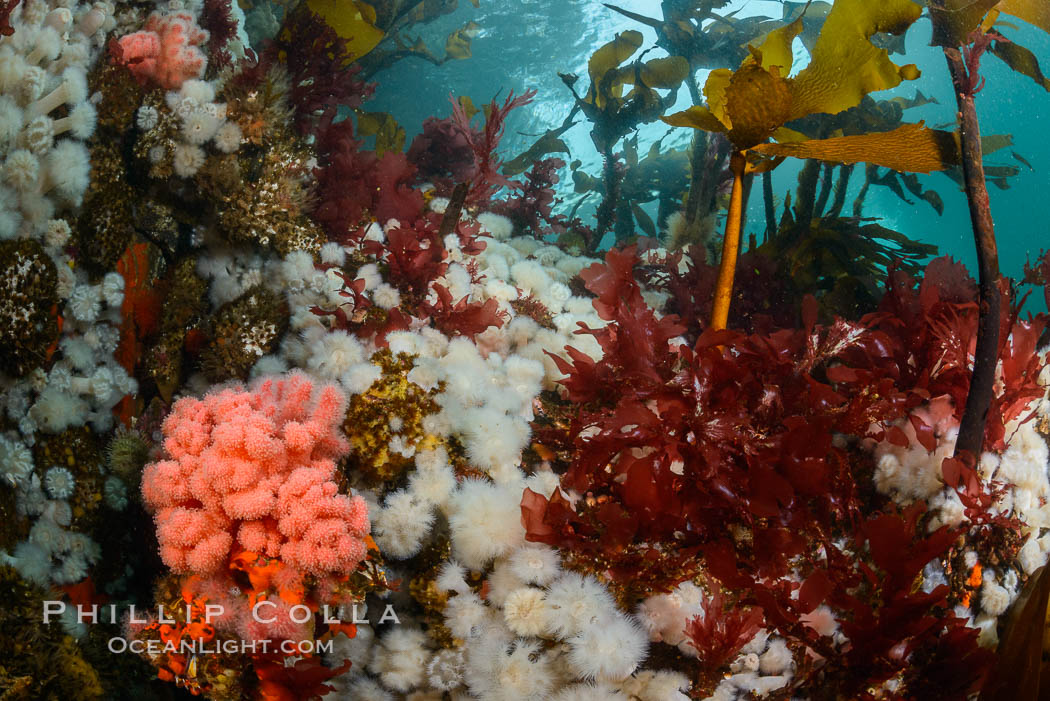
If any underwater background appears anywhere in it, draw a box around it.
[370,0,1050,312]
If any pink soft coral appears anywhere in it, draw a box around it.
[141,372,370,577]
[113,11,209,89]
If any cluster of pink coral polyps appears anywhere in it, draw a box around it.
[114,11,209,90]
[141,372,369,577]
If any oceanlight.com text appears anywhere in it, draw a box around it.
[106,637,334,655]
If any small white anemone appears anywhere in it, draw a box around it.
[43,466,76,499]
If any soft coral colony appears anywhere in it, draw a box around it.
[0,0,1049,698]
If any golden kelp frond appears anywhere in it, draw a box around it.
[779,0,832,52]
[662,0,924,150]
[661,0,929,333]
[445,21,482,60]
[748,9,806,72]
[569,31,689,155]
[356,111,406,156]
[788,0,922,120]
[634,56,691,89]
[307,0,385,62]
[661,104,727,133]
[665,61,795,149]
[457,95,480,120]
[324,1,480,76]
[587,30,644,108]
[772,126,808,143]
[703,68,733,127]
[724,64,794,149]
[751,122,958,173]
[502,127,574,176]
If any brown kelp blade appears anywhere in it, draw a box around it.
[990,39,1050,91]
[980,564,1050,700]
[998,0,1050,34]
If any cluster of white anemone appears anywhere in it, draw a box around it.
[3,268,137,439]
[870,349,1050,648]
[137,78,243,178]
[0,0,123,618]
[0,260,127,597]
[0,0,113,239]
[323,539,692,700]
[637,581,799,700]
[0,0,132,441]
[1,466,101,593]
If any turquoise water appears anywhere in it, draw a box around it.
[369,0,1050,313]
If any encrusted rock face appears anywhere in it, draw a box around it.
[91,61,146,134]
[0,564,106,698]
[343,348,444,486]
[75,142,135,275]
[0,238,59,377]
[144,255,208,401]
[200,284,288,381]
[210,138,325,256]
[33,426,104,530]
